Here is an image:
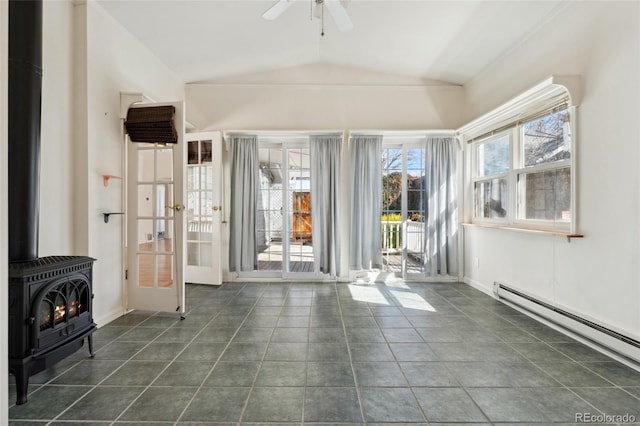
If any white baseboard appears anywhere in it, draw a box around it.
[463,276,494,297]
[493,282,640,370]
[94,307,126,328]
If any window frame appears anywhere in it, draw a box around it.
[471,104,575,233]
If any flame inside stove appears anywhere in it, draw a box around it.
[68,300,81,318]
[54,304,65,325]
[40,296,83,330]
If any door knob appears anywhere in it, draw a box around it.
[212,206,221,211]
[166,204,184,212]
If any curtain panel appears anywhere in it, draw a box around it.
[424,136,459,277]
[350,135,383,270]
[310,134,342,277]
[229,135,259,272]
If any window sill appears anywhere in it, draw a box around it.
[462,222,584,242]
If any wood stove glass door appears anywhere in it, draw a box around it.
[185,131,222,285]
[126,101,186,314]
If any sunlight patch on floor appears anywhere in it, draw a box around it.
[389,289,437,312]
[347,284,390,305]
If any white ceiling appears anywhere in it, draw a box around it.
[97,0,566,85]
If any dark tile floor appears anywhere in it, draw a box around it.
[8,281,640,425]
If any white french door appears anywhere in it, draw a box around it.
[126,102,186,314]
[185,132,222,285]
[255,140,319,278]
[381,143,427,279]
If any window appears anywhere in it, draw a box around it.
[471,104,573,231]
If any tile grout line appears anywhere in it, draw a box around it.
[382,286,432,424]
[26,310,188,425]
[181,283,287,425]
[107,283,247,426]
[10,282,640,425]
[454,289,616,422]
[485,294,639,416]
[237,284,290,424]
[336,282,369,424]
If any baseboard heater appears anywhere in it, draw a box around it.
[494,282,640,366]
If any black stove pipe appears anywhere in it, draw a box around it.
[8,0,42,262]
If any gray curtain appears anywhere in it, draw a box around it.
[424,136,459,277]
[310,134,342,277]
[350,135,383,270]
[229,135,259,272]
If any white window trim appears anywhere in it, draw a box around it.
[459,76,581,234]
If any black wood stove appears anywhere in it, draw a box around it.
[8,0,96,404]
[9,257,96,405]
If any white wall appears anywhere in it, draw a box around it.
[1,0,9,420]
[463,1,640,340]
[39,0,76,255]
[75,1,184,325]
[187,81,464,131]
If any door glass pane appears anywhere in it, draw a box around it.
[157,255,173,288]
[201,140,212,164]
[201,192,213,214]
[188,167,199,191]
[187,242,199,266]
[187,182,200,217]
[382,147,403,273]
[138,254,155,287]
[258,147,284,272]
[200,243,212,267]
[406,148,426,221]
[287,148,314,273]
[406,148,426,274]
[138,185,154,217]
[138,149,154,182]
[163,184,175,218]
[199,221,212,241]
[201,165,213,190]
[188,141,198,165]
[137,219,155,251]
[156,219,173,253]
[156,148,173,181]
[155,185,166,216]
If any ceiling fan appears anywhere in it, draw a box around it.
[263,0,353,34]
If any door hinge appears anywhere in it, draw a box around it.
[125,269,128,280]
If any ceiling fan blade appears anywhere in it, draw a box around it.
[262,0,294,20]
[324,0,353,31]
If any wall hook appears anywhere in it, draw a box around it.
[103,212,124,223]
[102,174,122,187]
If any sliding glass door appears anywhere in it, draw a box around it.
[381,143,427,278]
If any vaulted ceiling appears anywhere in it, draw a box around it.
[97,0,566,86]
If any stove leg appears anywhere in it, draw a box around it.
[87,335,94,358]
[14,367,30,405]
